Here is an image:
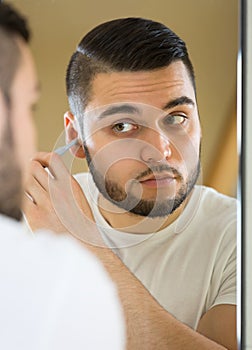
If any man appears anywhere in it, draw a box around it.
[25,18,237,349]
[0,3,125,349]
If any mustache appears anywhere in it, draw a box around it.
[135,164,183,181]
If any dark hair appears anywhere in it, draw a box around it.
[0,2,30,42]
[0,2,30,103]
[66,17,196,117]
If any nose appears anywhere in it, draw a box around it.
[140,129,172,163]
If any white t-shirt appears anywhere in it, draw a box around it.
[0,214,125,350]
[75,172,237,330]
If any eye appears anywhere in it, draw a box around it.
[163,114,187,126]
[112,121,138,134]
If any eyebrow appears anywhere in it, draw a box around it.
[98,104,140,119]
[163,96,195,110]
[97,96,195,119]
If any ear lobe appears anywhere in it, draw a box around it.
[64,111,86,159]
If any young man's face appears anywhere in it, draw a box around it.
[78,61,201,217]
[0,38,39,219]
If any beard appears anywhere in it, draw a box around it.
[0,109,22,221]
[84,143,200,218]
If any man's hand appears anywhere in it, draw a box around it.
[23,152,103,246]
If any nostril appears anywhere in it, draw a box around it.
[140,144,172,163]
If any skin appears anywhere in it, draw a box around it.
[67,61,202,233]
[8,37,39,186]
[0,37,39,216]
[24,61,237,349]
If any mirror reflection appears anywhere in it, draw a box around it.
[13,0,238,195]
[0,0,239,349]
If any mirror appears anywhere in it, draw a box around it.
[10,0,241,345]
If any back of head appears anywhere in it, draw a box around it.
[66,17,195,116]
[0,2,30,221]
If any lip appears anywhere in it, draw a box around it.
[139,173,176,188]
[139,172,175,182]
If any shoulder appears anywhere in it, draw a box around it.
[0,215,125,349]
[0,214,116,297]
[195,185,237,210]
[192,185,237,224]
[174,186,237,247]
[191,186,237,254]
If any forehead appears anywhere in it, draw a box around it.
[10,38,39,100]
[87,61,196,111]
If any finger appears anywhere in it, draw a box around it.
[24,174,47,205]
[22,194,48,232]
[31,151,53,166]
[22,192,39,224]
[32,152,69,181]
[23,191,37,207]
[29,159,50,192]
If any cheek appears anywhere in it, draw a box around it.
[13,110,37,182]
[168,127,200,174]
[86,135,146,182]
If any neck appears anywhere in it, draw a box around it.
[98,194,190,234]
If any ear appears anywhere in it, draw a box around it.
[64,111,86,158]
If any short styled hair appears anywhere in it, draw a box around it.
[0,2,30,104]
[66,17,196,118]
